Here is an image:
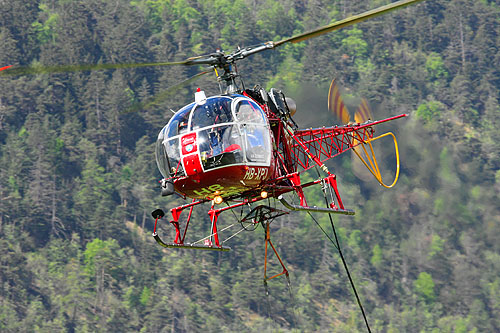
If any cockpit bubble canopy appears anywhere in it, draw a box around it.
[156,95,271,178]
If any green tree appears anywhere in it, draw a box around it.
[414,272,436,303]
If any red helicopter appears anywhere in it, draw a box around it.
[144,0,422,275]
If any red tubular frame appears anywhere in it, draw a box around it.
[288,115,407,173]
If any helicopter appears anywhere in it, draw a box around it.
[1,0,426,330]
[142,0,421,259]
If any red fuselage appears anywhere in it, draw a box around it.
[156,94,277,200]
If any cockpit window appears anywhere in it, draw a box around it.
[155,131,169,177]
[165,102,194,138]
[157,95,271,176]
[232,99,270,164]
[190,97,233,130]
[198,124,243,170]
[155,130,184,178]
[234,100,265,124]
[240,124,270,163]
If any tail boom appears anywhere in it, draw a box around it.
[287,114,407,172]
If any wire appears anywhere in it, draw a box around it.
[191,223,236,245]
[311,165,371,332]
[222,227,246,243]
[307,212,338,251]
[327,212,371,332]
[307,210,371,332]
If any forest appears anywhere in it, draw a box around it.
[0,0,499,331]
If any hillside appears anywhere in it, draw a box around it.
[1,0,499,331]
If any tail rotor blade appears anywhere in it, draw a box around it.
[328,79,351,124]
[354,98,373,123]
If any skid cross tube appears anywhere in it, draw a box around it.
[278,195,355,215]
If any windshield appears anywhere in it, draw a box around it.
[233,98,270,165]
[234,99,266,124]
[156,95,271,177]
[198,124,244,170]
[190,97,233,130]
[156,130,184,178]
[155,130,169,177]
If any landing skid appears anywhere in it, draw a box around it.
[153,232,231,251]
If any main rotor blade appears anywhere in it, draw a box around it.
[274,0,424,47]
[0,58,207,76]
[0,0,425,77]
[122,71,209,114]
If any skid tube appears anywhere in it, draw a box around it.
[152,232,231,251]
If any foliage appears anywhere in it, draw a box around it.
[1,0,499,331]
[416,100,445,123]
[414,272,436,303]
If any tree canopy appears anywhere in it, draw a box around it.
[1,0,499,331]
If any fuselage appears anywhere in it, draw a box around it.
[155,93,275,200]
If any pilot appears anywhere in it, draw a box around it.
[222,125,242,154]
[178,121,188,134]
[209,129,222,156]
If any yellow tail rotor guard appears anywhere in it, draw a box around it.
[352,132,400,189]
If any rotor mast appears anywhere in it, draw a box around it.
[217,62,239,94]
[185,44,275,94]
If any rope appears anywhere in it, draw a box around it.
[191,223,236,245]
[285,272,299,328]
[221,227,246,243]
[312,166,372,332]
[325,212,371,333]
[307,212,339,251]
[264,281,272,319]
